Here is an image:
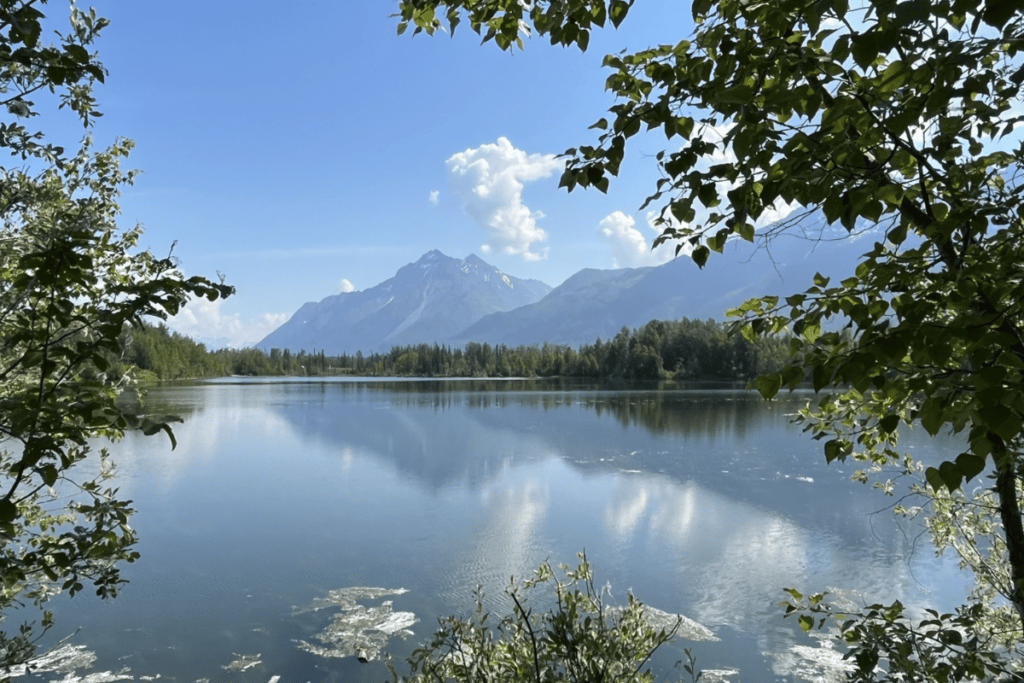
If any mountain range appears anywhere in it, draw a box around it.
[257,250,551,355]
[257,234,865,354]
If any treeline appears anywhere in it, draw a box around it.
[123,318,791,381]
[121,323,230,379]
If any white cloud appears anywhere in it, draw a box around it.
[446,137,562,261]
[599,211,675,268]
[166,297,288,349]
[429,190,439,205]
[339,278,356,293]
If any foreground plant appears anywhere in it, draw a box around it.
[388,555,683,683]
[0,1,232,672]
[784,589,1017,683]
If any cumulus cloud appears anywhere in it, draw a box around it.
[446,137,562,261]
[339,278,356,293]
[166,297,288,349]
[599,211,675,268]
[429,190,439,205]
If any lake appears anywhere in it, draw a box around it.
[29,378,969,683]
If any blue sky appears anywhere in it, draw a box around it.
[62,0,694,346]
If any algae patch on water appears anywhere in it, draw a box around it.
[768,633,855,683]
[293,586,418,662]
[6,644,133,683]
[605,604,718,642]
[222,652,262,672]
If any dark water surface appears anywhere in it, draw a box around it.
[34,378,968,682]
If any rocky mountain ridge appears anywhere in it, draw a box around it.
[258,236,863,354]
[256,250,552,355]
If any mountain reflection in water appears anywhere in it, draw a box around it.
[36,378,968,683]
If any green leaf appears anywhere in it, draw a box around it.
[850,33,879,70]
[824,439,844,463]
[782,364,805,388]
[676,116,695,139]
[691,245,710,269]
[982,0,1017,28]
[877,183,904,207]
[954,452,986,483]
[717,84,754,105]
[970,430,994,457]
[692,0,713,20]
[937,461,963,491]
[755,373,782,399]
[812,363,830,392]
[698,183,720,208]
[860,199,883,222]
[798,615,814,632]
[878,61,910,94]
[40,465,59,486]
[609,0,630,27]
[919,397,945,436]
[878,414,900,433]
[0,499,17,524]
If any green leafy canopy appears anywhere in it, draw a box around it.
[396,0,1024,653]
[0,1,232,671]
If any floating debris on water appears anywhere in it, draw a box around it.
[45,670,134,683]
[769,635,854,683]
[6,644,282,683]
[223,653,262,672]
[5,644,98,678]
[293,586,417,662]
[606,604,718,642]
[1,643,132,682]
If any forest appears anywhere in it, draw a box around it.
[122,317,791,381]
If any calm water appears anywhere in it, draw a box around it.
[32,378,968,682]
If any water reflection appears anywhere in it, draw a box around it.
[213,381,899,536]
[43,379,966,683]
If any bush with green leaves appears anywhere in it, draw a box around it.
[784,589,1017,683]
[0,1,232,671]
[388,555,689,683]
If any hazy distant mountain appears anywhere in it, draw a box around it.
[259,231,867,355]
[450,232,866,347]
[257,250,552,354]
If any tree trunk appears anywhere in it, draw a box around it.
[993,442,1024,635]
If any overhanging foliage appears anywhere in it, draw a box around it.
[396,0,1024,673]
[0,1,232,671]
